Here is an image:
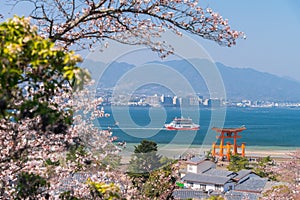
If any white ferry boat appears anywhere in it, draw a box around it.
[164,117,200,130]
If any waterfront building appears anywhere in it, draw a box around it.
[173,96,180,107]
[145,94,160,107]
[189,95,200,106]
[162,95,174,107]
[208,98,221,107]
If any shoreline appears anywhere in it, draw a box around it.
[118,143,298,163]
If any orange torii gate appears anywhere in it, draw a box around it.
[211,126,247,161]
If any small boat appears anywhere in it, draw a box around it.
[164,117,200,130]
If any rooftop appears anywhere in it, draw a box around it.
[204,168,235,178]
[186,156,206,164]
[172,189,208,199]
[182,173,232,185]
[196,160,216,173]
[234,177,267,193]
[233,169,253,181]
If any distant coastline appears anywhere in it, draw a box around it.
[99,98,300,109]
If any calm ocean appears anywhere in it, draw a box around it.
[97,106,300,149]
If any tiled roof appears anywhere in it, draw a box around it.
[204,168,235,178]
[233,169,252,181]
[186,156,206,164]
[197,160,216,173]
[172,189,208,199]
[235,177,267,192]
[182,173,232,185]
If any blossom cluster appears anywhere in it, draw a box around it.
[0,16,140,199]
[261,150,300,199]
[24,0,245,57]
[0,83,133,198]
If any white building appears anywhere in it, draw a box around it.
[179,157,266,196]
[181,156,216,177]
[182,173,235,192]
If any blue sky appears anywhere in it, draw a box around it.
[1,1,300,81]
[198,0,300,81]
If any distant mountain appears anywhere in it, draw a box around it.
[80,59,134,87]
[216,62,300,101]
[81,58,300,101]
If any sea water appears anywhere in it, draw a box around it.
[97,106,300,149]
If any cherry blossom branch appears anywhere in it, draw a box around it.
[12,0,245,56]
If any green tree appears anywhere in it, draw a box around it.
[134,140,158,153]
[127,140,162,192]
[128,140,162,174]
[227,155,250,172]
[0,16,90,121]
[127,140,179,198]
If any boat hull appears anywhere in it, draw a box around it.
[164,117,200,131]
[165,126,200,131]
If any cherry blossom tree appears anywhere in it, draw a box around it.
[142,161,179,199]
[261,150,300,199]
[1,0,247,198]
[12,0,245,57]
[0,16,133,199]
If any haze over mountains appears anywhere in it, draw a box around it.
[82,59,300,102]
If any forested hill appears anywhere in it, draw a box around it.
[216,62,300,101]
[82,59,300,101]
